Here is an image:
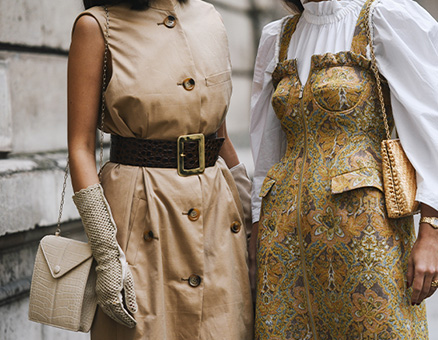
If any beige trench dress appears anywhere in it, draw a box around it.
[74,1,253,339]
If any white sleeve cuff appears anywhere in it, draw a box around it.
[251,176,265,223]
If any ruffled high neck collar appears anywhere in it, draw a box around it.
[302,0,365,25]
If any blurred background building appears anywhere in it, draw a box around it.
[0,0,437,339]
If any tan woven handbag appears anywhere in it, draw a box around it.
[28,6,110,332]
[365,1,419,218]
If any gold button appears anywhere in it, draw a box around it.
[143,230,155,242]
[188,274,201,288]
[164,15,176,28]
[188,208,200,221]
[182,78,195,91]
[230,221,241,234]
[54,265,61,274]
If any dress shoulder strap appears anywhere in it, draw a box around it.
[277,15,301,63]
[351,0,377,56]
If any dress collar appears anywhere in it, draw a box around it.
[148,0,178,11]
[302,0,364,25]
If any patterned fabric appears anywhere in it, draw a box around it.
[255,1,428,339]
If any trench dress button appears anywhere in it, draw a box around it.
[230,221,241,233]
[188,274,202,287]
[188,208,200,221]
[144,230,155,242]
[54,265,61,274]
[164,15,176,28]
[182,78,195,91]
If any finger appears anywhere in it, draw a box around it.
[426,285,438,299]
[410,271,425,305]
[426,277,438,299]
[102,303,136,328]
[113,304,137,328]
[418,271,434,303]
[123,269,138,313]
[407,255,414,288]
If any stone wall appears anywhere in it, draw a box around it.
[0,0,437,339]
[0,1,283,339]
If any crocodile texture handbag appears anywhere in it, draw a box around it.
[28,6,111,332]
[365,1,420,218]
[28,235,97,332]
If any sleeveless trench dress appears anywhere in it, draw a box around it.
[255,1,428,339]
[74,1,253,339]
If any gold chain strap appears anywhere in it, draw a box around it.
[99,6,110,172]
[56,6,110,236]
[364,0,392,141]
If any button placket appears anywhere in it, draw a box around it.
[182,78,195,91]
[183,208,200,221]
[159,15,177,28]
[143,230,159,242]
[182,275,202,288]
[230,221,242,234]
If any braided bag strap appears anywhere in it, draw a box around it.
[364,0,392,141]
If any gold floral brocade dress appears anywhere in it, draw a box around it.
[255,1,428,339]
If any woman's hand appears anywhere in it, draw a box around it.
[249,222,259,304]
[407,204,438,305]
[73,184,137,327]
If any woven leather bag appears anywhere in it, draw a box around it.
[365,0,419,218]
[381,139,419,218]
[28,236,97,332]
[28,6,111,332]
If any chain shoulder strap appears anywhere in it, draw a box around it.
[364,0,392,141]
[56,6,110,236]
[99,6,110,172]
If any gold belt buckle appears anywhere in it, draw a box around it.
[177,134,205,176]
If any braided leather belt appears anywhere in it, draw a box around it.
[110,133,224,176]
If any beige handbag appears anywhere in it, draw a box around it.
[365,1,420,218]
[28,235,97,332]
[28,6,111,332]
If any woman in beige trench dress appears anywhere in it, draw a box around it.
[68,0,254,339]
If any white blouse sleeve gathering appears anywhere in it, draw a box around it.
[250,19,287,223]
[372,0,438,211]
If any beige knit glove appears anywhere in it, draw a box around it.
[230,163,252,240]
[73,183,137,328]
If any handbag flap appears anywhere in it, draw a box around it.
[40,235,93,279]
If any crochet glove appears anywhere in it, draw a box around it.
[230,163,252,240]
[73,183,137,328]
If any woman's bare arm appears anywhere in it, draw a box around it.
[68,15,105,192]
[217,121,239,169]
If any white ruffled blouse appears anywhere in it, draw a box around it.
[250,0,438,222]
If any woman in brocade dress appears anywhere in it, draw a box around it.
[68,0,253,339]
[249,0,438,338]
